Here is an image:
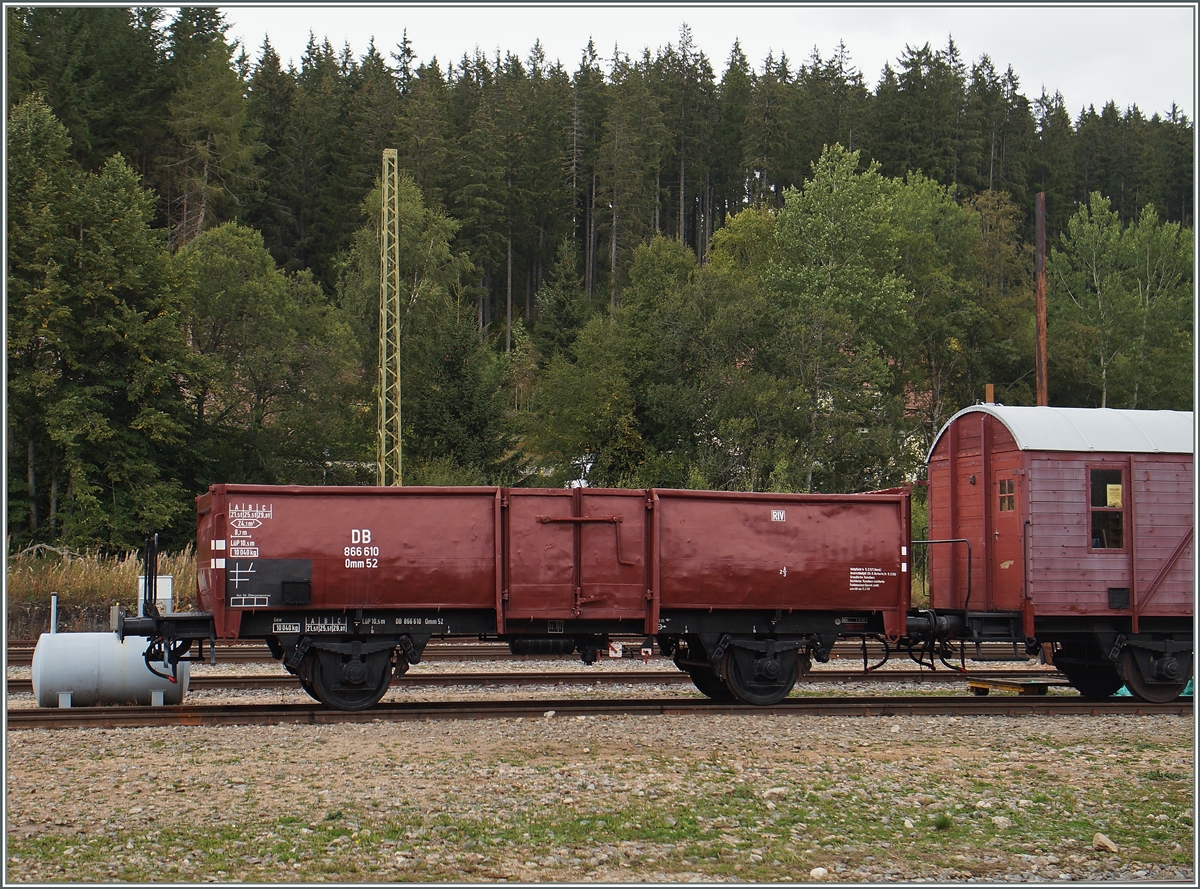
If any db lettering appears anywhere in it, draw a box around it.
[351,529,372,544]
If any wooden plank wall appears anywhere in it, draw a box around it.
[927,417,985,611]
[1028,453,1193,615]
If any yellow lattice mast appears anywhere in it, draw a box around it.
[377,149,402,485]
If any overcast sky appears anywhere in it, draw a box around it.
[217,3,1197,120]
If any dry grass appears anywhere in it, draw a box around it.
[5,543,197,637]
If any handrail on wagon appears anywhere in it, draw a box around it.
[535,514,638,565]
[911,538,972,620]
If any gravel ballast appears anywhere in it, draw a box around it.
[5,661,1195,883]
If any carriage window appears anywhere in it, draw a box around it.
[998,479,1015,511]
[1090,469,1124,549]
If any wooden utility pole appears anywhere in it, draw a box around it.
[1035,192,1049,406]
[378,149,402,485]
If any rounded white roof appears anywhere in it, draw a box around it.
[928,405,1195,461]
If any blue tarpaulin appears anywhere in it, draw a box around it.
[1114,679,1193,697]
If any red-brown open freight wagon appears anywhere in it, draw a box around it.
[926,405,1194,701]
[165,484,912,707]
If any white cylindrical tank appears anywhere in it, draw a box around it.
[31,632,191,707]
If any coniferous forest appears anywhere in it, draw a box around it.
[6,7,1194,550]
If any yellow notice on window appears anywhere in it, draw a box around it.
[1106,484,1123,508]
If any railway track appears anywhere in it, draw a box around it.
[7,694,1190,730]
[4,667,1066,696]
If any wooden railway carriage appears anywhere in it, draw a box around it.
[926,405,1194,701]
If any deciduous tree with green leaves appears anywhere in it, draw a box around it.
[1049,193,1192,408]
[173,222,364,487]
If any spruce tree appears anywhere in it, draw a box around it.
[7,97,191,547]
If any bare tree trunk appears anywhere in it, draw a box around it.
[488,269,495,329]
[570,93,579,201]
[477,274,485,337]
[593,173,600,297]
[197,137,210,238]
[989,131,996,191]
[27,437,37,534]
[1132,310,1149,409]
[506,226,513,352]
[679,154,686,244]
[586,173,597,300]
[654,173,660,233]
[176,187,189,250]
[49,463,58,537]
[610,198,618,309]
[582,186,591,299]
[538,227,545,291]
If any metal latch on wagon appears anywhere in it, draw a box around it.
[536,514,637,566]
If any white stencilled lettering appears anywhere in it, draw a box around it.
[230,595,269,608]
[228,562,256,588]
[305,617,348,634]
[229,502,273,520]
[849,566,898,592]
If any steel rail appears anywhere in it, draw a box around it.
[7,695,1190,730]
[3,671,693,696]
[5,667,1064,697]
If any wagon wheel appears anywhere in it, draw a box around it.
[1120,648,1192,704]
[1059,662,1125,700]
[1054,641,1125,700]
[295,673,323,702]
[282,655,325,702]
[310,648,394,711]
[685,667,737,702]
[720,646,799,706]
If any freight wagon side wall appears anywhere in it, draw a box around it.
[198,485,500,638]
[1028,452,1194,617]
[654,490,911,638]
